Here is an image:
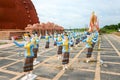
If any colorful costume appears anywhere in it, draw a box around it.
[54,34,58,46]
[82,34,93,58]
[86,37,93,58]
[57,35,63,55]
[58,38,73,64]
[31,36,40,58]
[62,39,73,64]
[70,37,74,47]
[13,41,34,72]
[45,35,50,48]
[75,33,80,45]
[92,31,99,52]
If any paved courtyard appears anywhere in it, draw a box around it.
[0,34,120,80]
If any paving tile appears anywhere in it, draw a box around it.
[71,59,96,70]
[101,63,120,73]
[0,59,15,67]
[101,56,120,63]
[0,52,15,57]
[101,73,120,80]
[8,54,24,60]
[0,71,16,80]
[33,65,60,79]
[5,62,23,73]
[101,51,118,56]
[59,70,95,80]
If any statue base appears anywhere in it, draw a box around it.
[20,74,37,80]
[33,61,40,65]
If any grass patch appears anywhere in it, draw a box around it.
[100,28,117,34]
[0,42,8,45]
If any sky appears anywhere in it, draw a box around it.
[32,0,120,29]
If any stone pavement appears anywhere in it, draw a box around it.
[0,34,120,80]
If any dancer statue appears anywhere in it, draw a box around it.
[11,33,37,80]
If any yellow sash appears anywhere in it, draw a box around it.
[63,40,69,51]
[46,36,48,40]
[87,37,92,45]
[58,37,62,41]
[24,42,31,56]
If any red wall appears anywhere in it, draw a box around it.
[0,0,39,30]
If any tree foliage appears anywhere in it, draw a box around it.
[100,23,120,34]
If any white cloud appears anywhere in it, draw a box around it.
[32,0,120,29]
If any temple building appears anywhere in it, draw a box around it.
[0,0,64,39]
[0,0,39,30]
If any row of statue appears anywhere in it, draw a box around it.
[11,29,99,80]
[10,11,99,80]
